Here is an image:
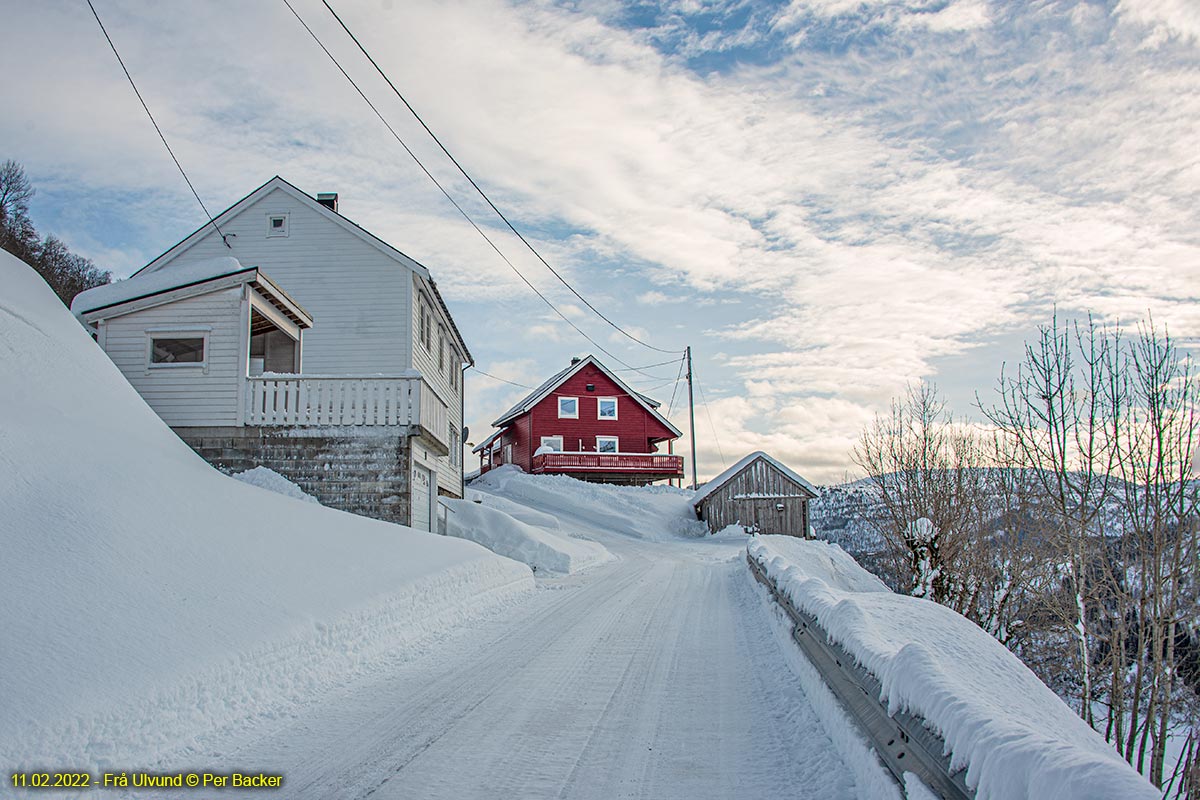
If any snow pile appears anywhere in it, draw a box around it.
[472,465,706,540]
[233,466,320,504]
[443,498,611,574]
[0,250,534,771]
[748,535,1157,800]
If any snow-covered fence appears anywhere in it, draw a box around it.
[246,375,448,446]
[747,549,973,800]
[747,536,1159,800]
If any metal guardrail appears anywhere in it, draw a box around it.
[747,551,975,800]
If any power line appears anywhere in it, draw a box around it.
[319,0,683,356]
[282,0,655,374]
[610,358,685,373]
[694,373,726,469]
[665,357,687,418]
[85,0,229,248]
[469,368,532,390]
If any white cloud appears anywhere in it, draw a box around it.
[3,0,1198,483]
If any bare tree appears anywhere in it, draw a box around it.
[984,313,1123,728]
[853,382,981,608]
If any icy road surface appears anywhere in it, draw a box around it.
[177,527,857,799]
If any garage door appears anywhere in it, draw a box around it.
[411,464,432,532]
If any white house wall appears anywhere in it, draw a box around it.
[411,274,464,498]
[99,286,243,427]
[149,187,413,375]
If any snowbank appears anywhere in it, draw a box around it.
[444,498,611,574]
[0,250,534,771]
[472,465,706,540]
[233,465,320,504]
[748,535,1157,800]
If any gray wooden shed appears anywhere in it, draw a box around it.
[692,451,818,536]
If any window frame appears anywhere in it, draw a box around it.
[266,213,289,238]
[540,436,564,452]
[596,436,619,454]
[146,331,209,370]
[597,397,618,420]
[438,326,446,371]
[557,396,579,419]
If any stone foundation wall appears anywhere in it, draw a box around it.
[175,426,411,527]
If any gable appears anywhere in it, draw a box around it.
[693,452,818,508]
[139,177,431,280]
[492,355,682,437]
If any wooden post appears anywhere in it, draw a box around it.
[686,345,698,490]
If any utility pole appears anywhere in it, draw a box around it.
[686,345,698,490]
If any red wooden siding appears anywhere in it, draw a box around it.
[483,363,677,475]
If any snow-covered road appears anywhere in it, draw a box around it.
[176,528,857,799]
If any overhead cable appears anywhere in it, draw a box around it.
[282,0,646,372]
[85,0,230,248]
[319,0,684,356]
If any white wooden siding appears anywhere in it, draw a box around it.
[100,287,243,427]
[411,275,464,497]
[147,188,413,375]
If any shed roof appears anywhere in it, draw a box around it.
[491,355,682,438]
[692,451,819,508]
[72,257,312,329]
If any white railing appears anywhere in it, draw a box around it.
[246,376,449,447]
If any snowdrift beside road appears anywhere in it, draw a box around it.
[444,498,611,574]
[748,535,1157,800]
[0,251,534,771]
[472,465,706,540]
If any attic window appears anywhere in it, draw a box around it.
[558,397,578,419]
[597,397,618,420]
[267,214,289,237]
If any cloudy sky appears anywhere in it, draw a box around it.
[4,0,1199,483]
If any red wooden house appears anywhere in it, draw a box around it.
[473,355,684,484]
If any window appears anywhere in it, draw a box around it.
[449,424,460,468]
[596,436,618,453]
[450,349,459,391]
[267,214,289,237]
[540,436,563,452]
[558,397,578,419]
[438,327,445,371]
[418,301,431,350]
[149,335,205,367]
[597,397,618,420]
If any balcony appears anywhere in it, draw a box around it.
[245,375,449,453]
[531,451,684,483]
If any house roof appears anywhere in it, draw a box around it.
[491,355,683,438]
[132,175,472,364]
[691,451,819,508]
[72,256,313,329]
[470,427,507,454]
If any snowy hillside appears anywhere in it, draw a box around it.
[0,251,534,771]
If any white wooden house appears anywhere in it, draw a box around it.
[72,176,472,531]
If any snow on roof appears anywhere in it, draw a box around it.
[491,355,682,437]
[692,451,819,507]
[71,257,252,315]
[471,427,506,454]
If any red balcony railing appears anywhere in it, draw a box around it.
[532,452,684,477]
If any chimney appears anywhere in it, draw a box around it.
[316,192,338,213]
[570,356,582,365]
